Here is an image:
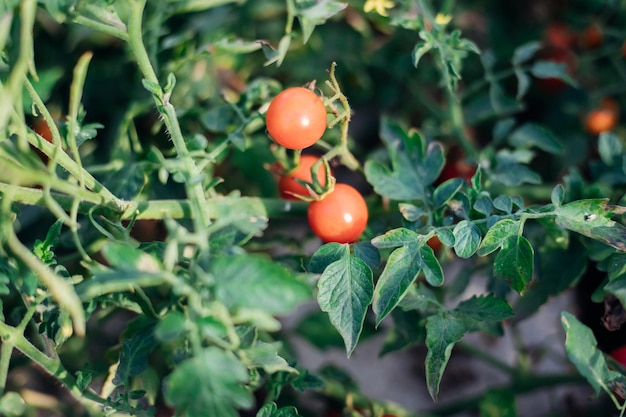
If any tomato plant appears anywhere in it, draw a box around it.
[266,87,328,150]
[2,1,626,417]
[307,183,368,244]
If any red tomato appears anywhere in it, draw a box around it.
[307,183,368,243]
[278,155,329,200]
[266,87,327,150]
[584,107,618,135]
[32,117,53,143]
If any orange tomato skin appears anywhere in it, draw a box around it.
[266,87,327,150]
[427,236,443,253]
[543,22,576,50]
[307,183,368,244]
[584,108,618,135]
[278,155,329,200]
[579,24,603,50]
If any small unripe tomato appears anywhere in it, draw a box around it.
[278,155,329,200]
[307,183,368,244]
[584,108,618,135]
[266,87,327,150]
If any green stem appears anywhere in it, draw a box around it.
[71,15,129,41]
[0,0,36,133]
[126,0,212,233]
[426,373,587,416]
[457,341,518,375]
[0,342,12,396]
[446,88,478,159]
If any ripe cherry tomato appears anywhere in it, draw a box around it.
[278,155,329,200]
[266,87,327,150]
[584,107,618,135]
[307,183,368,243]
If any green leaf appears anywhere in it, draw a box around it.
[531,61,577,87]
[425,314,467,401]
[454,295,514,322]
[372,243,422,326]
[75,364,93,394]
[155,311,186,342]
[164,347,253,417]
[210,38,263,54]
[213,254,311,315]
[309,243,346,273]
[317,255,373,355]
[364,120,443,200]
[551,184,565,208]
[494,235,534,294]
[477,219,519,256]
[511,41,541,65]
[242,342,295,374]
[561,312,626,397]
[371,227,420,249]
[598,132,623,166]
[474,196,493,217]
[433,178,464,208]
[0,392,26,417]
[263,35,291,67]
[256,402,301,417]
[297,1,347,44]
[508,123,563,154]
[493,195,513,213]
[33,220,62,265]
[76,269,171,301]
[453,220,481,258]
[420,244,444,287]
[211,195,269,237]
[353,241,381,270]
[513,242,587,322]
[555,199,626,252]
[100,241,161,272]
[114,321,157,385]
[514,68,531,100]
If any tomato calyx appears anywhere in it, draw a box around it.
[270,153,336,201]
[288,157,335,202]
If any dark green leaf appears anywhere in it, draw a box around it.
[76,269,171,301]
[398,203,427,223]
[353,241,381,270]
[477,219,519,256]
[453,221,481,258]
[561,312,626,397]
[373,242,422,326]
[256,402,301,417]
[201,104,236,132]
[474,196,493,216]
[454,295,514,322]
[164,348,252,417]
[309,243,347,274]
[317,256,373,355]
[531,61,577,87]
[213,254,311,315]
[493,195,513,213]
[508,123,563,154]
[514,68,531,100]
[433,178,464,208]
[114,321,157,385]
[425,314,467,401]
[494,235,534,294]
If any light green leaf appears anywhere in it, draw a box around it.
[477,219,519,256]
[453,220,481,258]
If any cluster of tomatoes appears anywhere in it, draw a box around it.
[266,87,368,244]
